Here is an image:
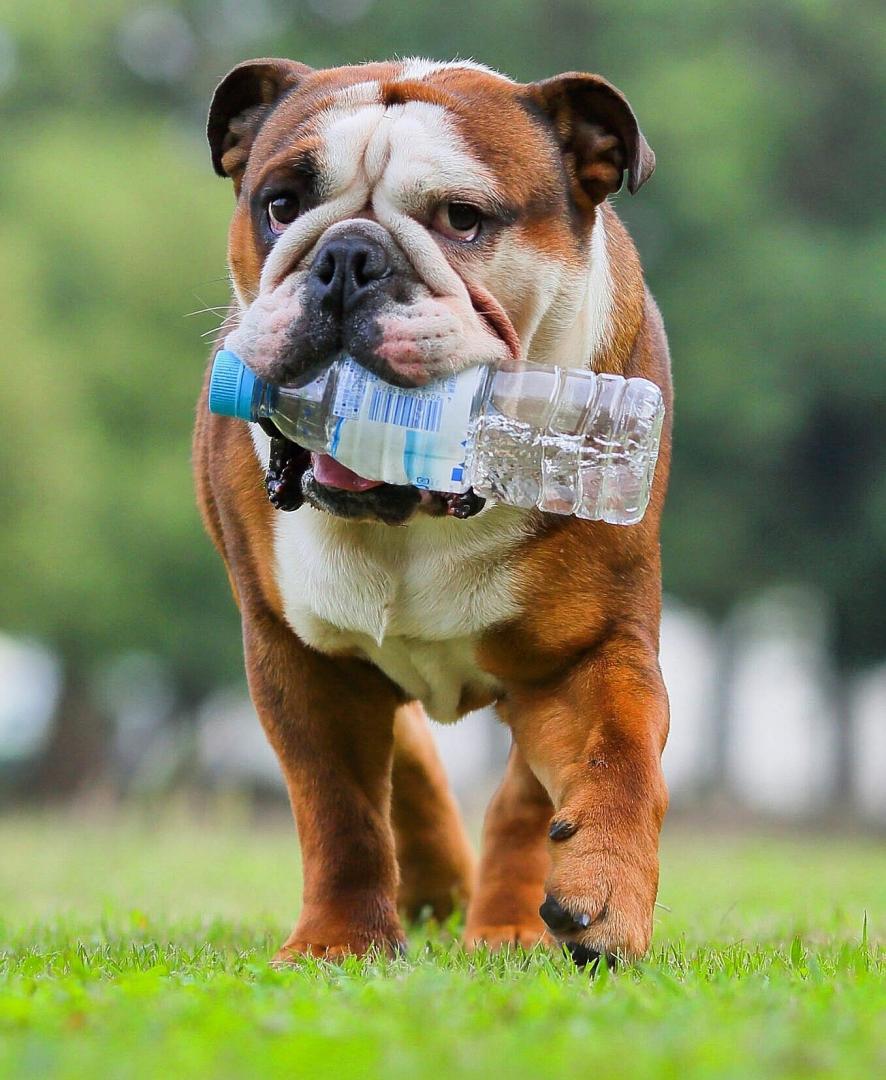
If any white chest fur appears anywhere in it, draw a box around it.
[258,430,528,721]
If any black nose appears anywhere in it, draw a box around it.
[308,236,391,315]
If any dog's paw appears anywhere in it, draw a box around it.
[464,921,548,951]
[539,823,659,963]
[463,861,549,953]
[271,930,406,965]
[272,901,407,965]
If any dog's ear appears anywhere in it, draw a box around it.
[528,72,655,209]
[208,58,312,180]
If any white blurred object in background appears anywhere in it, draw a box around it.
[196,688,282,790]
[0,633,60,763]
[850,664,886,825]
[725,587,837,818]
[659,599,719,801]
[429,706,510,816]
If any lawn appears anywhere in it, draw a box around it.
[0,808,883,1080]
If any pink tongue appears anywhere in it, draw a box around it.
[311,452,384,492]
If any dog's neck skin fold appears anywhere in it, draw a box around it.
[539,207,614,369]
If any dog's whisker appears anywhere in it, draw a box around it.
[185,306,232,318]
[197,310,240,331]
[201,312,239,328]
[199,319,240,340]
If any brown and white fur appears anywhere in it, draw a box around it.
[194,57,672,965]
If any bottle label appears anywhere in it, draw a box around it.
[327,357,484,493]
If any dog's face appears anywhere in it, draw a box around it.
[209,58,653,522]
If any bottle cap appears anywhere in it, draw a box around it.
[208,350,260,420]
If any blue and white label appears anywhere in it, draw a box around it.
[327,358,483,493]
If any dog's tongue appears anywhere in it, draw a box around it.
[311,452,383,492]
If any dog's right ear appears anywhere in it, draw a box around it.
[207,58,312,181]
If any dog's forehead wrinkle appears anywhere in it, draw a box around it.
[318,100,496,205]
[363,107,396,185]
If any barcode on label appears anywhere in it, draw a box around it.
[333,363,368,418]
[368,388,442,432]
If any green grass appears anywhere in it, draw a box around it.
[1,809,883,1080]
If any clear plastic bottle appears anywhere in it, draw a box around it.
[209,350,665,525]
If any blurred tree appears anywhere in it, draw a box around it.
[0,1,882,793]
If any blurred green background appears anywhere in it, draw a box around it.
[0,0,883,809]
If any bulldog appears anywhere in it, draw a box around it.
[194,57,672,965]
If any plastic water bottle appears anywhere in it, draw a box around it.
[209,350,664,525]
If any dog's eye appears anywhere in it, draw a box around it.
[267,195,301,234]
[433,202,482,242]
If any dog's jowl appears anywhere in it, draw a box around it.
[194,58,672,964]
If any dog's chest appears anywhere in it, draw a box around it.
[270,504,528,721]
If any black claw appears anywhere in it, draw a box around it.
[540,895,591,935]
[548,819,578,842]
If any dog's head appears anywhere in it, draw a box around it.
[209,58,653,521]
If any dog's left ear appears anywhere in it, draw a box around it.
[528,73,655,209]
[207,57,313,181]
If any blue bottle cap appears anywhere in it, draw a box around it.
[208,350,260,420]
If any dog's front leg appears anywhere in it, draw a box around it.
[242,604,406,961]
[463,744,552,950]
[503,631,669,964]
